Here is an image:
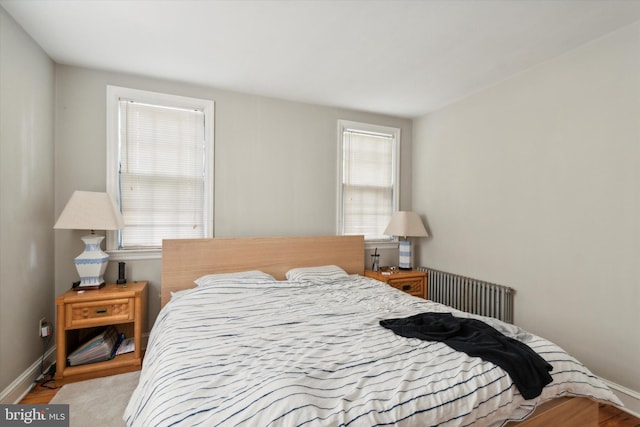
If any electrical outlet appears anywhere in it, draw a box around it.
[39,317,47,337]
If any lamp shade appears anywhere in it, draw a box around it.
[383,211,428,238]
[54,191,125,231]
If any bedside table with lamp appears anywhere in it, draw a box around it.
[366,211,429,299]
[53,191,147,380]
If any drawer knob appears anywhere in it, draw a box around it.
[402,284,411,291]
[94,308,108,315]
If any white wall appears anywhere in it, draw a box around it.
[413,22,640,397]
[54,65,413,326]
[0,7,55,397]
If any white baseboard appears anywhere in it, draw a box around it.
[0,346,56,404]
[602,378,640,418]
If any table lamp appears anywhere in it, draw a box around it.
[54,191,125,289]
[383,211,428,270]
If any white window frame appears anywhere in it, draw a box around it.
[106,85,214,260]
[337,120,400,247]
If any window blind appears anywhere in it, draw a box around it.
[118,100,207,249]
[341,129,396,240]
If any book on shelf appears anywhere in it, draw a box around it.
[67,326,125,366]
[116,337,135,355]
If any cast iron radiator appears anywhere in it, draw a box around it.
[418,266,515,324]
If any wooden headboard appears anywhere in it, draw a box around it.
[161,235,364,307]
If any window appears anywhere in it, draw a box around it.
[106,86,214,258]
[338,120,399,241]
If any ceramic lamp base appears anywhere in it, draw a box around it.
[398,240,412,269]
[75,234,109,288]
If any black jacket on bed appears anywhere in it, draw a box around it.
[379,312,552,400]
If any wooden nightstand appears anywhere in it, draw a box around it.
[55,281,148,381]
[365,270,428,299]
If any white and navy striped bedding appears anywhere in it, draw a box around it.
[124,275,621,426]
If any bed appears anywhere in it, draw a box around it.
[124,235,621,426]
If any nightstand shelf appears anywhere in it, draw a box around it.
[365,270,428,299]
[55,281,147,381]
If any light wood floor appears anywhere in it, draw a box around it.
[20,375,640,426]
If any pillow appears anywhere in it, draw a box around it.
[194,270,276,287]
[285,265,349,282]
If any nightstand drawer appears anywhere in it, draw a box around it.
[388,278,425,297]
[65,298,134,329]
[364,270,428,299]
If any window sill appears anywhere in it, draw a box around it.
[364,240,397,250]
[107,248,161,261]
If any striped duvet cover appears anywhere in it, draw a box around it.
[124,275,620,426]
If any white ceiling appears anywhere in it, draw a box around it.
[3,0,640,118]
